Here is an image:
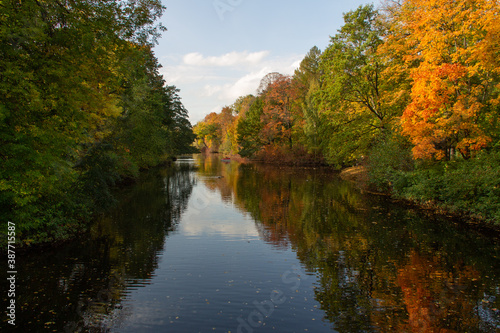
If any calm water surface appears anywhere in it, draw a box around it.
[2,154,500,332]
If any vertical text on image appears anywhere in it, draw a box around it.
[6,221,17,326]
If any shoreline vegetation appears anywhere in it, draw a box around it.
[194,2,500,229]
[338,165,500,235]
[1,0,499,250]
[213,152,500,235]
[0,1,196,250]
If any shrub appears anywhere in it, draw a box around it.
[366,135,414,192]
[396,150,500,223]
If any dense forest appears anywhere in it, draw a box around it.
[0,0,195,246]
[193,1,500,224]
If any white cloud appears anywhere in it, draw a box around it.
[225,68,270,99]
[202,55,303,101]
[159,51,305,124]
[203,67,271,100]
[202,84,223,97]
[208,105,224,114]
[162,64,225,85]
[183,51,270,67]
[291,59,302,71]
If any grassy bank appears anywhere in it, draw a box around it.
[341,150,500,228]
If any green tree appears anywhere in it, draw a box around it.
[164,86,197,155]
[319,4,398,167]
[0,0,194,246]
[236,97,264,157]
[112,45,179,169]
[293,46,324,158]
[294,46,322,90]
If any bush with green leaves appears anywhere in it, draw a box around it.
[390,151,500,223]
[366,134,414,192]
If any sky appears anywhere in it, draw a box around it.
[154,0,376,124]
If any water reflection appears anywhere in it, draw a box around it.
[1,161,196,332]
[194,154,500,332]
[2,154,500,332]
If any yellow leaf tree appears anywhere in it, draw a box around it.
[386,0,500,159]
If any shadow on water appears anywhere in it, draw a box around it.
[1,160,196,332]
[2,154,500,332]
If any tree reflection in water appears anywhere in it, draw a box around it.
[6,161,196,333]
[195,154,500,333]
[5,155,499,333]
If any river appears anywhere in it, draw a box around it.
[2,154,500,332]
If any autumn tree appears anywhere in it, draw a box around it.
[390,0,500,160]
[218,106,237,154]
[193,112,221,152]
[193,105,239,155]
[260,74,299,149]
[257,72,285,95]
[232,95,256,116]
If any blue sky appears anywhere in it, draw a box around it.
[155,0,375,124]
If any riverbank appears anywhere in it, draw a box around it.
[0,159,177,253]
[340,165,500,234]
[340,166,372,191]
[221,153,500,232]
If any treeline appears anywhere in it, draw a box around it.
[193,0,500,223]
[0,0,195,246]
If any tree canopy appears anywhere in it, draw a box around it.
[0,0,194,246]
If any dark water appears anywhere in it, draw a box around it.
[2,154,500,332]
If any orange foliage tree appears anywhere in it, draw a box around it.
[260,74,300,149]
[389,0,500,160]
[193,112,222,152]
[193,107,237,154]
